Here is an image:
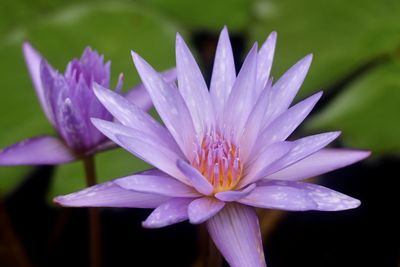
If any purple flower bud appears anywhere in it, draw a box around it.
[40,47,118,153]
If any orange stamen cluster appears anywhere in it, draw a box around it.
[192,132,243,192]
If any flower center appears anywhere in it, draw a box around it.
[191,132,243,192]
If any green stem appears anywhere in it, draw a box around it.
[83,156,101,267]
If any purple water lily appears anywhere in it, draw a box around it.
[0,43,175,165]
[55,28,369,267]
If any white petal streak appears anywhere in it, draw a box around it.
[176,33,215,136]
[206,203,266,267]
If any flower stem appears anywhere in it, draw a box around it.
[83,156,101,267]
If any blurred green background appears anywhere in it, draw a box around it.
[0,0,399,198]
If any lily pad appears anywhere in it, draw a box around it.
[250,0,400,98]
[305,58,400,154]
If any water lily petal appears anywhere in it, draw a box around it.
[176,159,214,195]
[0,136,76,165]
[142,198,193,228]
[131,51,197,159]
[240,80,273,162]
[256,31,276,95]
[240,180,360,211]
[54,182,169,208]
[176,33,215,136]
[117,134,190,184]
[124,68,177,111]
[210,27,236,121]
[240,141,293,186]
[92,118,187,184]
[224,44,258,142]
[266,148,371,181]
[22,42,54,124]
[264,132,341,176]
[206,203,266,267]
[93,83,182,155]
[257,91,322,148]
[115,169,200,197]
[215,184,256,202]
[188,197,225,224]
[263,54,313,127]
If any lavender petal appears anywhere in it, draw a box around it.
[176,159,214,196]
[206,203,266,267]
[0,136,76,165]
[131,51,197,159]
[124,68,177,111]
[115,169,200,197]
[263,54,313,127]
[93,83,182,156]
[224,44,258,142]
[256,31,276,95]
[257,91,322,149]
[215,184,256,202]
[240,180,361,211]
[176,33,215,136]
[188,197,225,224]
[22,42,54,124]
[142,198,193,228]
[54,182,170,208]
[266,148,371,181]
[263,132,341,177]
[210,27,236,122]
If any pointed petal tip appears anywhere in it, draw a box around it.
[141,220,154,229]
[221,25,229,35]
[305,53,313,63]
[175,32,184,44]
[130,50,141,62]
[22,41,33,52]
[250,42,259,53]
[53,196,65,206]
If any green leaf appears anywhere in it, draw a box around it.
[0,2,181,195]
[305,58,400,154]
[250,0,400,97]
[143,0,252,31]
